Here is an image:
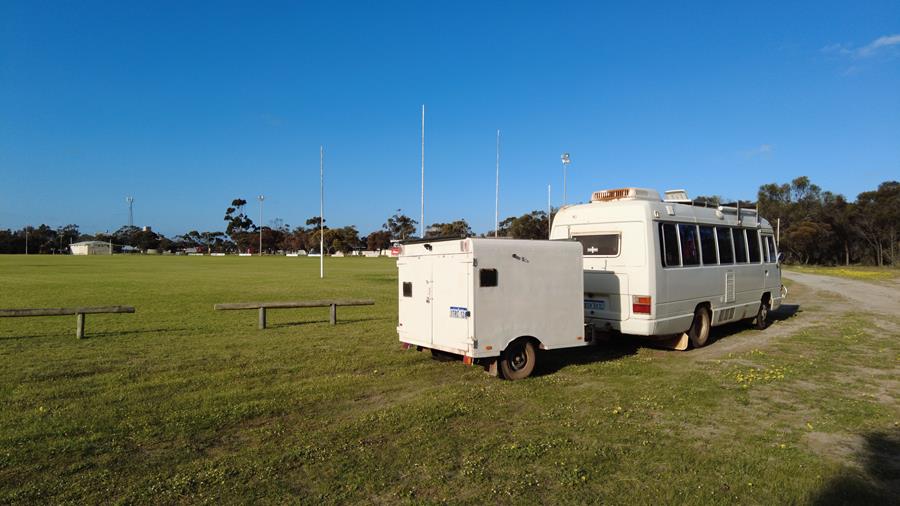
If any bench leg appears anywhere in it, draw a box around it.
[76,313,85,339]
[330,304,337,325]
[258,307,267,330]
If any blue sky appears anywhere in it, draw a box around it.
[1,1,898,237]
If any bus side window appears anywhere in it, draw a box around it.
[747,230,761,263]
[699,226,717,265]
[717,227,734,264]
[733,228,748,263]
[660,223,680,267]
[678,224,700,266]
[766,236,777,263]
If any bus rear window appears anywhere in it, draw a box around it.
[660,223,680,267]
[574,234,619,256]
[733,228,748,263]
[679,224,700,266]
[699,226,717,265]
[717,227,734,264]
[747,230,761,263]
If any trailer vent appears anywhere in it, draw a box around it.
[590,188,661,202]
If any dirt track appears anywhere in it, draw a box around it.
[687,269,899,360]
[781,270,900,316]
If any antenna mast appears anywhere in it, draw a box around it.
[126,196,134,228]
[495,129,500,237]
[420,104,425,238]
[320,145,325,279]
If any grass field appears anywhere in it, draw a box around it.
[1,256,898,504]
[786,265,900,282]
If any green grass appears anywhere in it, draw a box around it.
[1,256,898,504]
[786,264,900,282]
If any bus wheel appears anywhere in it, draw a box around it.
[500,338,536,380]
[754,301,770,330]
[687,306,711,348]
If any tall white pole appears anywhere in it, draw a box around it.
[495,129,500,237]
[258,195,264,255]
[320,145,325,279]
[420,104,425,238]
[547,184,552,239]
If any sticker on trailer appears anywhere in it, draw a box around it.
[449,306,469,318]
[584,299,607,313]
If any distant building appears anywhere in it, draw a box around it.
[70,241,112,256]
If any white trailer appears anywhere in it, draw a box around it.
[550,187,785,349]
[397,238,587,379]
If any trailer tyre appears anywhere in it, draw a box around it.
[687,306,711,348]
[500,338,536,380]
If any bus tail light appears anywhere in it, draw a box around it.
[632,295,652,314]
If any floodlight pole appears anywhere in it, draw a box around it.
[420,104,425,238]
[257,195,264,255]
[495,129,500,237]
[561,153,571,205]
[320,145,325,279]
[25,226,28,255]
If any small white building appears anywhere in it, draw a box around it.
[70,241,112,256]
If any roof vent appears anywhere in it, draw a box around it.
[663,189,691,203]
[591,187,661,202]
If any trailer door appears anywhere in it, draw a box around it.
[430,257,471,354]
[397,257,433,346]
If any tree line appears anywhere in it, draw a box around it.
[756,177,898,266]
[1,179,897,266]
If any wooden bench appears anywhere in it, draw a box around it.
[213,299,375,329]
[0,306,136,339]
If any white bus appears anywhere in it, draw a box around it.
[550,188,784,349]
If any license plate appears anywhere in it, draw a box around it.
[584,299,606,311]
[449,306,469,318]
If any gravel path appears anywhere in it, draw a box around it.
[687,269,899,360]
[781,270,900,316]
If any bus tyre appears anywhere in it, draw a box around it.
[500,339,536,380]
[687,307,711,348]
[755,301,770,330]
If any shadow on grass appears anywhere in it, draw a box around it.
[425,338,638,377]
[704,303,802,344]
[534,338,639,376]
[812,428,900,505]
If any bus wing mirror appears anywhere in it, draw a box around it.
[777,252,784,264]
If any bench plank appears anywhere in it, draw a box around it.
[214,299,374,311]
[0,306,136,317]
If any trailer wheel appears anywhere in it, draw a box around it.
[687,306,711,348]
[754,300,770,330]
[499,338,536,380]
